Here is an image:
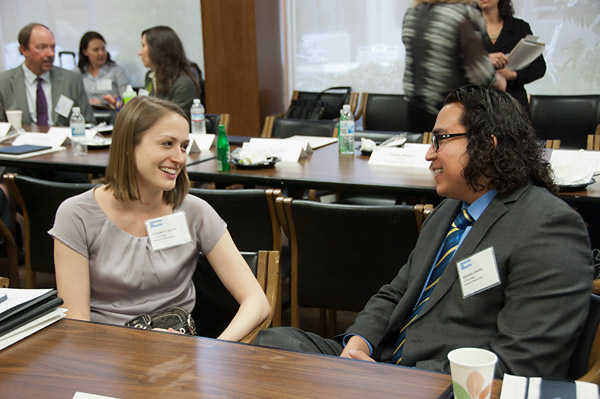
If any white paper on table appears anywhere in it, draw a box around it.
[187,133,215,154]
[73,393,120,399]
[246,138,308,162]
[0,122,11,137]
[0,307,66,351]
[285,135,337,150]
[12,132,68,147]
[549,149,598,185]
[368,144,430,168]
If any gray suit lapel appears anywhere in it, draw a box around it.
[50,67,62,124]
[10,67,31,124]
[416,186,528,318]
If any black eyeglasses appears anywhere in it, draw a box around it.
[431,133,468,151]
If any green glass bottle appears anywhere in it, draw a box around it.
[217,124,230,172]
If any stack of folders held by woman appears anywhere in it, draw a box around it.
[0,288,65,350]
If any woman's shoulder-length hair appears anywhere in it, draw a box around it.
[104,96,190,208]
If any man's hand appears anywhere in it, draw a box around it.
[348,350,376,362]
[488,52,509,69]
[340,335,372,359]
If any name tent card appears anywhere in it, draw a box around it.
[368,143,430,168]
[187,134,215,154]
[246,138,309,162]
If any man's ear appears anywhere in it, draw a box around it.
[491,135,498,148]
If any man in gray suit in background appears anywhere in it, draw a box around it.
[0,23,95,126]
[255,85,593,379]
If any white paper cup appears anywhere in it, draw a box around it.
[448,347,497,399]
[6,110,22,129]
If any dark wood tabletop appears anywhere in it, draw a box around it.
[0,135,597,204]
[0,318,503,398]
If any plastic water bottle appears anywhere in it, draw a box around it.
[339,104,355,155]
[190,99,206,134]
[69,107,87,156]
[217,124,230,172]
[122,85,137,104]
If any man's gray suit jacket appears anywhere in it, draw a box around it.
[0,65,95,126]
[345,184,592,379]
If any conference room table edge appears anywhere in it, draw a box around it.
[0,318,503,398]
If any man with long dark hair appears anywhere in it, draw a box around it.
[256,86,592,379]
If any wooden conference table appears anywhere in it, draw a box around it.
[0,318,503,398]
[0,135,598,205]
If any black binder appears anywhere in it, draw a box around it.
[0,290,64,337]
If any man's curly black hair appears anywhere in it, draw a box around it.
[444,85,554,196]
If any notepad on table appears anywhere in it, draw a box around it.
[0,144,65,159]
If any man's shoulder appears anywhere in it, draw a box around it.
[0,65,22,80]
[503,184,577,217]
[51,66,84,82]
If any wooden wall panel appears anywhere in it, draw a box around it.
[201,0,285,136]
[201,0,261,135]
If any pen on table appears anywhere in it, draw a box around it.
[0,293,7,304]
[186,155,216,167]
[437,384,453,399]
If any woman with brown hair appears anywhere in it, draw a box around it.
[138,26,201,119]
[50,96,269,340]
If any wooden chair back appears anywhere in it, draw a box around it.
[205,113,230,134]
[545,139,561,149]
[4,174,95,288]
[261,116,338,139]
[277,198,421,329]
[188,188,282,252]
[588,134,600,151]
[530,94,600,149]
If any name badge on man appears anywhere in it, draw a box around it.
[97,79,113,92]
[455,247,501,298]
[55,95,74,118]
[145,212,192,251]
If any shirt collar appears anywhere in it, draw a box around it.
[462,189,498,221]
[22,63,50,85]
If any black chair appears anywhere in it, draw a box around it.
[278,198,422,331]
[4,174,95,288]
[530,95,600,149]
[261,116,338,139]
[188,188,281,252]
[205,113,230,134]
[287,89,359,119]
[356,93,436,133]
[568,294,600,383]
[192,250,280,343]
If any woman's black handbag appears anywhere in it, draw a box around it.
[125,306,197,335]
[284,86,352,120]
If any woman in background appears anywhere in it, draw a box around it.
[50,96,269,341]
[402,0,504,133]
[479,0,546,115]
[76,31,129,108]
[138,26,201,119]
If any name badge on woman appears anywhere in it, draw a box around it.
[145,212,192,251]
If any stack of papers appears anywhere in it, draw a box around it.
[0,288,66,350]
[507,35,545,71]
[501,373,598,399]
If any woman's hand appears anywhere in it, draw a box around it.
[102,94,118,107]
[497,67,518,82]
[488,52,509,69]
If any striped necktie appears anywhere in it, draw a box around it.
[36,77,48,126]
[391,208,474,365]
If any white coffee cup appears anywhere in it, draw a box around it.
[6,110,23,130]
[448,347,498,399]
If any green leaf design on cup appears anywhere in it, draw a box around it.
[452,381,472,399]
